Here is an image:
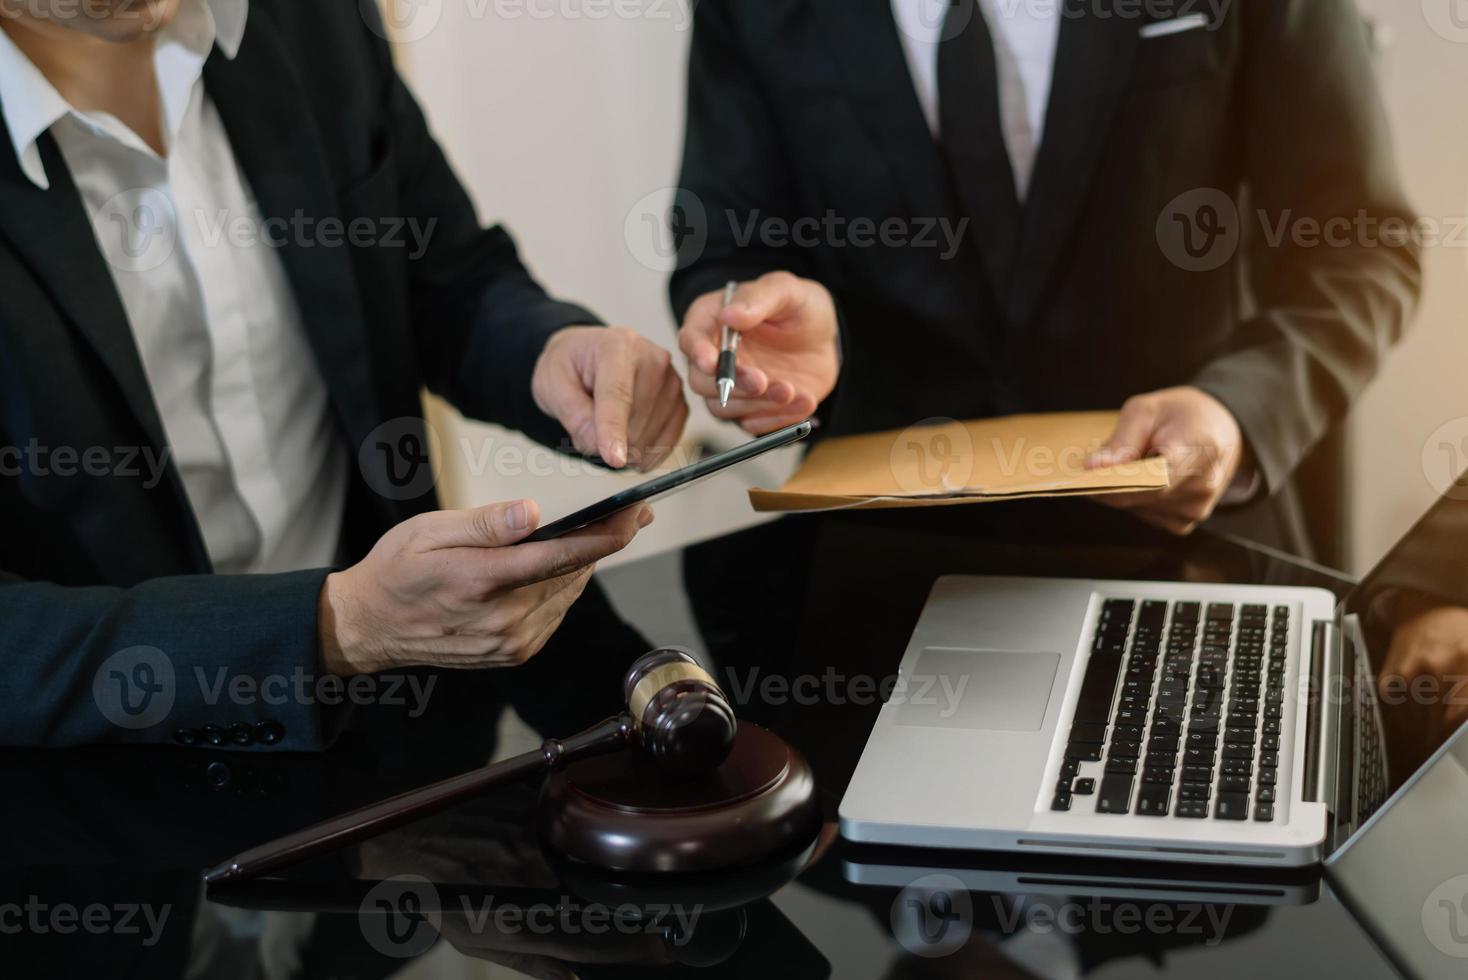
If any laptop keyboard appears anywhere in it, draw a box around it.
[1051,598,1290,822]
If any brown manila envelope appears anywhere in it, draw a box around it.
[748,411,1170,513]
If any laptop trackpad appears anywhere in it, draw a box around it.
[894,648,1060,731]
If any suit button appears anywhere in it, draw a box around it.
[173,728,199,746]
[228,723,255,746]
[201,725,226,747]
[206,761,231,788]
[254,721,284,746]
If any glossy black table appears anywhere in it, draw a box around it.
[0,502,1406,979]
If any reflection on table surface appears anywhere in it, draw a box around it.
[0,503,1415,979]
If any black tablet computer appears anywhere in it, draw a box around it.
[524,420,813,542]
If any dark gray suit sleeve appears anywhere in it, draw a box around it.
[1190,0,1421,497]
[0,569,332,749]
[358,3,602,449]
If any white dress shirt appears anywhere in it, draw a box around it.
[892,0,1062,200]
[0,0,348,574]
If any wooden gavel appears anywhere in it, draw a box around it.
[204,648,737,886]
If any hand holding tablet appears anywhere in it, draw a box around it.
[525,420,814,542]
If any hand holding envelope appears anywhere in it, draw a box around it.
[748,411,1170,513]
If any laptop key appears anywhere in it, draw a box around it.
[1136,784,1171,815]
[1215,793,1249,820]
[1253,803,1275,821]
[1255,786,1276,803]
[1176,801,1209,818]
[1143,765,1175,785]
[1051,790,1073,812]
[1096,774,1134,813]
[1073,777,1095,795]
[1075,655,1123,723]
[1179,783,1211,802]
[1110,741,1141,759]
[1066,743,1102,762]
[1070,722,1108,744]
[1105,758,1138,775]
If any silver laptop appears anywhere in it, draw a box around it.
[841,473,1468,869]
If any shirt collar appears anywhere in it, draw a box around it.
[0,0,248,190]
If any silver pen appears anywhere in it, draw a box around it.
[717,280,740,408]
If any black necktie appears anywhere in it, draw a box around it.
[937,0,1021,300]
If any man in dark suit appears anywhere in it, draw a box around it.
[671,0,1420,556]
[0,0,688,748]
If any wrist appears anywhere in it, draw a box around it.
[318,571,374,677]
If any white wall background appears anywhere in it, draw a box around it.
[385,0,1467,575]
[1346,2,1468,573]
[385,0,796,569]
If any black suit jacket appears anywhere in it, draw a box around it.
[670,0,1420,559]
[0,1,602,748]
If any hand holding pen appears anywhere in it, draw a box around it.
[675,271,841,435]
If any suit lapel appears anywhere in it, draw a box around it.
[808,0,956,255]
[203,11,377,452]
[0,136,173,457]
[1007,7,1140,325]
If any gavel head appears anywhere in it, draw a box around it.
[623,648,737,779]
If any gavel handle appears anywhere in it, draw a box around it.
[204,714,635,886]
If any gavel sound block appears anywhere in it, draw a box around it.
[540,721,821,874]
[205,649,819,885]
